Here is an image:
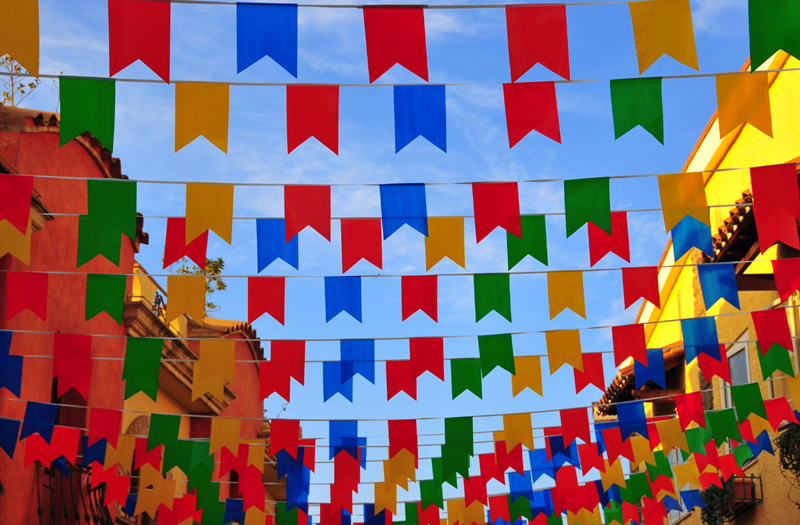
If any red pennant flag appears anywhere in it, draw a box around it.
[503,81,561,146]
[248,276,286,325]
[588,212,630,266]
[285,185,331,241]
[418,502,439,525]
[134,437,162,471]
[751,308,793,355]
[505,5,570,82]
[621,266,660,309]
[341,218,382,272]
[23,426,81,467]
[479,453,503,484]
[0,173,33,233]
[464,474,488,506]
[602,426,634,463]
[260,360,291,402]
[179,495,203,525]
[697,349,730,384]
[622,502,639,525]
[386,359,416,401]
[559,407,589,446]
[552,466,579,515]
[674,392,705,431]
[642,497,667,523]
[495,440,524,475]
[334,448,361,492]
[163,217,208,269]
[488,495,511,524]
[577,442,605,475]
[330,482,354,515]
[719,453,744,481]
[611,323,648,367]
[573,352,605,394]
[765,397,800,429]
[472,182,522,242]
[53,334,92,400]
[410,337,445,380]
[269,419,300,459]
[363,6,428,83]
[388,419,418,466]
[220,443,247,477]
[108,0,171,83]
[402,275,437,322]
[89,408,122,448]
[242,465,266,511]
[287,85,340,154]
[92,465,131,507]
[773,258,800,302]
[300,438,316,472]
[7,270,47,321]
[751,164,800,251]
[260,340,305,401]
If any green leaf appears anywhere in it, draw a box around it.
[474,273,512,322]
[122,337,163,401]
[478,333,515,377]
[507,215,548,269]
[451,359,483,399]
[59,77,116,151]
[85,273,126,324]
[564,178,611,237]
[610,77,664,144]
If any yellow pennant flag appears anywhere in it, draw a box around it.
[511,356,543,397]
[374,480,397,515]
[547,271,586,319]
[786,375,800,407]
[103,434,135,471]
[210,417,241,455]
[192,339,236,402]
[0,0,39,77]
[631,435,655,468]
[185,183,234,244]
[673,459,700,489]
[245,508,267,525]
[447,499,465,525]
[749,413,774,436]
[383,448,416,490]
[0,217,33,265]
[716,72,773,139]
[503,413,534,453]
[655,418,688,454]
[244,438,266,472]
[166,275,206,326]
[425,217,465,270]
[629,0,698,74]
[600,459,626,492]
[134,463,176,517]
[175,82,230,153]
[657,173,710,233]
[545,330,583,374]
[465,501,486,525]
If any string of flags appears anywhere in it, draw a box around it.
[1,0,793,153]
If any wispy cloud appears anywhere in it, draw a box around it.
[692,0,747,34]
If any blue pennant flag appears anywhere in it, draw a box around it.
[20,401,58,444]
[329,420,359,460]
[124,494,138,517]
[697,264,740,309]
[323,361,354,402]
[663,495,683,513]
[545,435,580,469]
[277,448,305,478]
[672,216,713,259]
[681,317,722,363]
[635,348,666,389]
[341,511,352,525]
[617,400,648,440]
[286,467,311,513]
[528,450,555,483]
[0,330,11,370]
[53,456,71,477]
[81,436,107,467]
[508,470,534,502]
[0,354,23,398]
[224,498,246,525]
[324,276,362,322]
[257,218,299,271]
[530,490,554,519]
[681,489,705,510]
[0,417,21,459]
[237,3,298,76]
[341,339,375,384]
[748,430,774,458]
[365,504,387,525]
[595,479,621,507]
[379,183,428,238]
[394,85,447,153]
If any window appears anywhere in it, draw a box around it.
[723,331,750,409]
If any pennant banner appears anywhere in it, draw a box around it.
[108,0,170,82]
[6,270,47,321]
[716,72,773,139]
[341,218,382,272]
[610,77,664,143]
[380,183,428,238]
[285,185,331,241]
[0,0,39,77]
[472,182,521,242]
[363,6,428,83]
[505,5,569,82]
[287,85,339,154]
[185,183,234,245]
[394,85,446,153]
[164,217,208,269]
[59,78,116,151]
[425,217,465,270]
[628,0,698,74]
[237,2,298,76]
[503,82,561,146]
[175,82,230,152]
[751,163,800,251]
[401,275,437,322]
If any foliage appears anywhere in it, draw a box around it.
[171,257,227,316]
[776,423,800,478]
[700,477,734,525]
[0,55,40,107]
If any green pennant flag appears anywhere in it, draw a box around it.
[508,495,532,521]
[547,515,563,525]
[444,417,474,456]
[188,463,213,492]
[645,450,674,481]
[77,180,137,267]
[478,334,516,377]
[277,502,299,525]
[195,478,220,511]
[147,413,181,453]
[420,479,444,510]
[451,359,483,399]
[474,273,512,322]
[85,273,126,324]
[620,472,653,504]
[749,0,800,69]
[404,502,419,525]
[164,439,193,476]
[564,178,611,237]
[757,342,796,379]
[604,501,624,525]
[707,408,743,447]
[122,337,162,401]
[201,500,226,525]
[610,77,664,144]
[59,77,116,151]
[684,425,714,457]
[734,443,754,467]
[508,215,548,270]
[731,382,768,423]
[432,455,457,488]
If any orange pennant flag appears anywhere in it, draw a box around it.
[374,480,397,515]
[0,0,39,77]
[425,217,465,270]
[716,72,773,139]
[503,413,534,452]
[244,438,266,472]
[192,339,235,402]
[657,172,710,233]
[673,458,700,490]
[245,508,267,525]
[0,216,33,265]
[447,499,465,525]
[600,458,626,491]
[547,271,586,319]
[511,356,543,397]
[175,82,230,152]
[210,417,241,455]
[464,501,486,525]
[104,434,135,471]
[185,183,234,244]
[134,463,176,518]
[631,435,655,468]
[629,0,698,74]
[546,330,583,374]
[166,275,206,326]
[655,418,688,454]
[383,448,416,490]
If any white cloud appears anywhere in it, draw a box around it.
[692,0,747,34]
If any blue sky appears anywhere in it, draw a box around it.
[21,0,751,515]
